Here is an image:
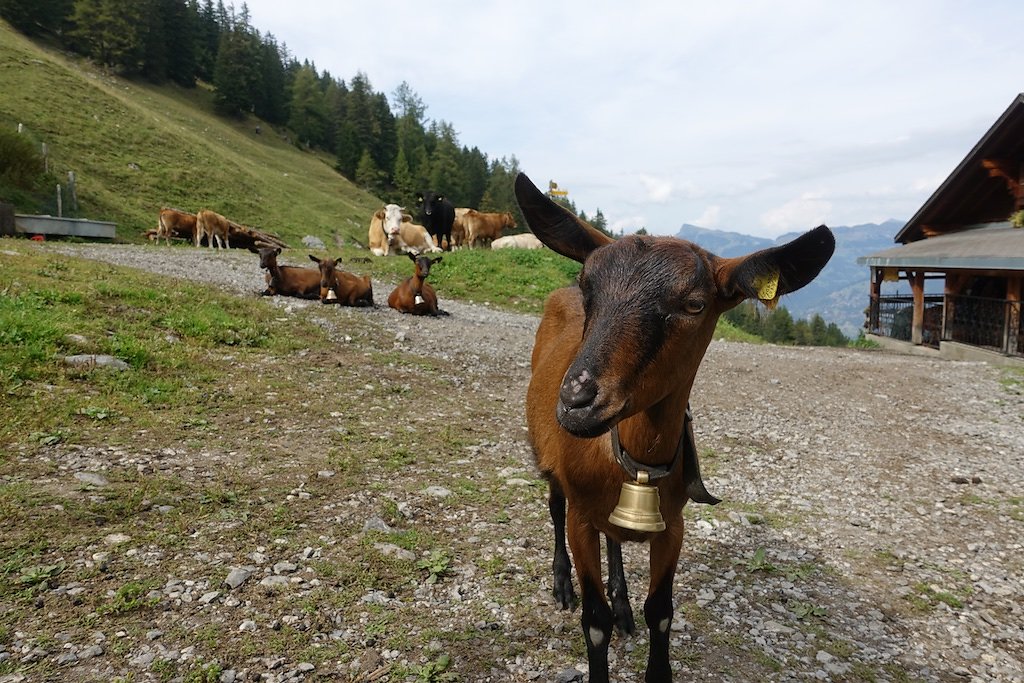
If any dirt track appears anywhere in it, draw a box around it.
[5,242,1023,683]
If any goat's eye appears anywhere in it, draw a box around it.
[681,299,706,315]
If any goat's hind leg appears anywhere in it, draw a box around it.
[547,481,577,610]
[605,537,636,635]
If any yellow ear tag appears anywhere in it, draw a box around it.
[754,270,780,306]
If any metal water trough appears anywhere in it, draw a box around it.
[14,214,116,239]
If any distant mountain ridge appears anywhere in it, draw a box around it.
[675,220,904,337]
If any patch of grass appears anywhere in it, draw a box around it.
[0,246,325,444]
[417,550,452,584]
[98,580,160,615]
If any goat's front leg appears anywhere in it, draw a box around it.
[605,537,635,635]
[643,524,684,682]
[567,511,613,683]
[547,481,576,610]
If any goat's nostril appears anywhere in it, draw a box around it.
[560,368,597,409]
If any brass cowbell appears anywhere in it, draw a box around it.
[608,470,666,532]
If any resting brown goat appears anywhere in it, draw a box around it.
[309,255,374,306]
[252,246,320,299]
[387,253,446,316]
[515,172,834,683]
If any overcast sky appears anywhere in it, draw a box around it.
[239,1,1022,238]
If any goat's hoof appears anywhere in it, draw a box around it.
[553,583,577,611]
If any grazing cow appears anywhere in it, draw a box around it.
[309,255,374,306]
[515,172,834,682]
[252,246,320,299]
[196,209,231,249]
[491,233,544,250]
[451,207,472,249]
[415,191,455,251]
[155,208,197,246]
[387,253,447,316]
[462,209,517,249]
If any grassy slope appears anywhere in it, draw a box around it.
[0,20,380,245]
[0,19,760,342]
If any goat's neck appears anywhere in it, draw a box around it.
[266,260,283,283]
[411,273,426,297]
[615,387,692,468]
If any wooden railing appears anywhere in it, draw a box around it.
[869,294,1022,356]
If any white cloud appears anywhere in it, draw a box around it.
[761,194,833,233]
[691,206,721,229]
[638,175,674,203]
[241,0,1024,237]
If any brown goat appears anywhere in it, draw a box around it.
[387,253,446,316]
[309,255,374,306]
[515,172,834,682]
[252,246,320,299]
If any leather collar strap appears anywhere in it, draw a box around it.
[609,407,691,482]
[610,406,721,505]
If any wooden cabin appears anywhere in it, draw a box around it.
[857,93,1024,366]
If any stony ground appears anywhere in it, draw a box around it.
[2,243,1022,683]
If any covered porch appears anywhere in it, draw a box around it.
[859,224,1024,362]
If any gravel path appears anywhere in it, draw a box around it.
[8,242,1023,683]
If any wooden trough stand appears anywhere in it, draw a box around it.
[13,214,116,240]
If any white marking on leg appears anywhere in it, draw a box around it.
[659,617,671,633]
[588,627,605,647]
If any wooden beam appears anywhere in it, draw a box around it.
[981,158,1024,208]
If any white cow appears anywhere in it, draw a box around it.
[368,204,441,256]
[491,233,544,250]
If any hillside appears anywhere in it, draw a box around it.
[0,20,382,246]
[676,219,904,335]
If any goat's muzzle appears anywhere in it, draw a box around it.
[556,366,614,438]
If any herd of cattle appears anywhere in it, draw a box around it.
[152,191,541,316]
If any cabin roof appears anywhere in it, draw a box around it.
[858,224,1024,270]
[896,93,1024,244]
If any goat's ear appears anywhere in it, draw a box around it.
[407,252,417,262]
[432,256,443,264]
[334,257,342,266]
[309,254,321,264]
[716,225,835,308]
[514,173,613,264]
[415,193,424,203]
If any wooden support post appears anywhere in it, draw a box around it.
[67,171,78,212]
[56,184,62,218]
[0,203,14,236]
[869,268,882,333]
[1006,276,1022,355]
[910,270,925,345]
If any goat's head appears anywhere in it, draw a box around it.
[309,254,343,301]
[514,172,834,438]
[409,252,441,278]
[256,246,281,270]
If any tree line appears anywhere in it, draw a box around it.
[0,0,558,222]
[724,301,850,347]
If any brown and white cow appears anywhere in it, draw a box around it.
[155,208,197,246]
[462,209,517,249]
[368,204,441,256]
[195,209,231,249]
